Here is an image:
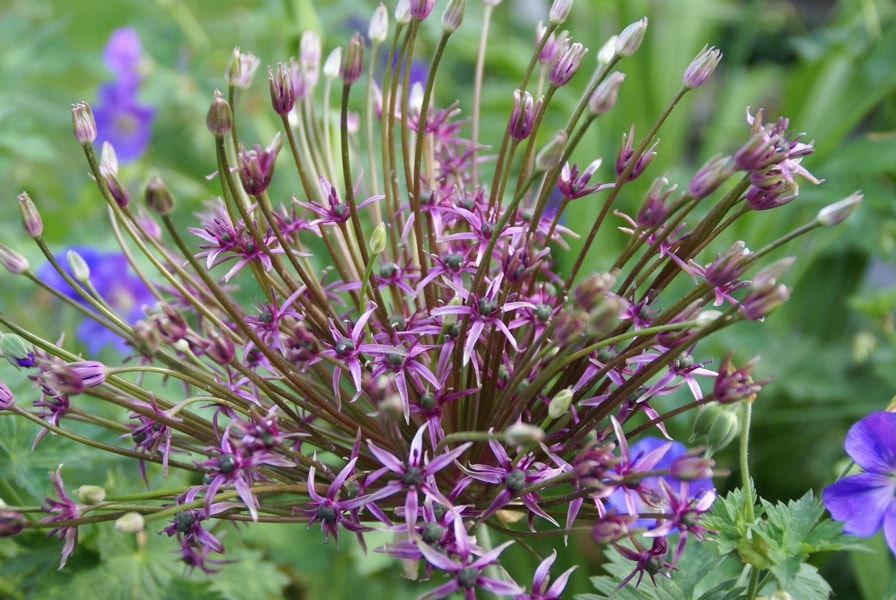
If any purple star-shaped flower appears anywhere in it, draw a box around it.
[823,411,896,555]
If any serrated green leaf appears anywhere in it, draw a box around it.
[771,562,832,600]
[198,547,288,600]
[584,538,733,600]
[748,491,860,589]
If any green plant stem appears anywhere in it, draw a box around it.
[739,399,760,599]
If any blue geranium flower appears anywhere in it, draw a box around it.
[823,411,896,556]
[39,247,154,355]
[92,27,155,162]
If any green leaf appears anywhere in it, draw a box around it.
[766,562,833,600]
[702,487,759,559]
[751,491,861,588]
[199,547,289,600]
[582,537,741,600]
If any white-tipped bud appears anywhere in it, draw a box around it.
[323,47,343,80]
[597,35,617,66]
[504,422,545,445]
[696,310,724,329]
[750,257,795,291]
[614,17,647,57]
[114,512,145,534]
[369,222,387,255]
[441,0,465,32]
[369,3,389,44]
[395,0,411,24]
[548,0,572,25]
[66,249,91,283]
[816,191,862,226]
[548,388,574,419]
[408,82,425,115]
[535,130,568,171]
[75,485,106,505]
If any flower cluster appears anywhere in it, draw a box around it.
[0,0,860,596]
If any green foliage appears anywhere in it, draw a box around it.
[577,537,744,600]
[583,489,863,600]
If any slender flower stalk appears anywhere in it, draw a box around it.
[0,2,859,596]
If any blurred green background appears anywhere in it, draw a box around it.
[1,0,894,598]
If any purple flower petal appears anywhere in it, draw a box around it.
[103,28,144,79]
[822,472,896,536]
[845,411,896,474]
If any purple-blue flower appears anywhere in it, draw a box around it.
[92,28,154,162]
[823,411,896,555]
[605,436,714,529]
[39,246,154,355]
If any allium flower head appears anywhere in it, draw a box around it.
[0,2,858,595]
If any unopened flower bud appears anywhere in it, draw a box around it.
[509,89,539,141]
[504,422,545,445]
[691,403,739,456]
[115,511,145,533]
[369,222,387,255]
[573,272,615,311]
[0,334,35,368]
[227,48,260,89]
[71,102,97,145]
[369,4,389,44]
[688,154,734,199]
[206,90,233,136]
[99,143,130,208]
[441,0,465,32]
[669,454,714,480]
[76,485,106,505]
[341,33,364,85]
[816,191,862,226]
[596,35,617,66]
[740,283,789,320]
[535,130,567,171]
[548,0,572,25]
[548,388,574,419]
[132,319,161,356]
[0,244,29,274]
[409,0,435,20]
[0,380,14,410]
[203,327,235,365]
[683,45,722,89]
[549,41,587,87]
[238,134,282,195]
[17,192,43,238]
[66,249,91,283]
[0,510,26,537]
[323,47,343,80]
[614,18,647,57]
[268,64,295,115]
[395,0,411,24]
[695,310,723,329]
[588,71,625,115]
[145,175,173,215]
[592,513,635,543]
[586,296,624,339]
[750,257,795,291]
[714,352,766,404]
